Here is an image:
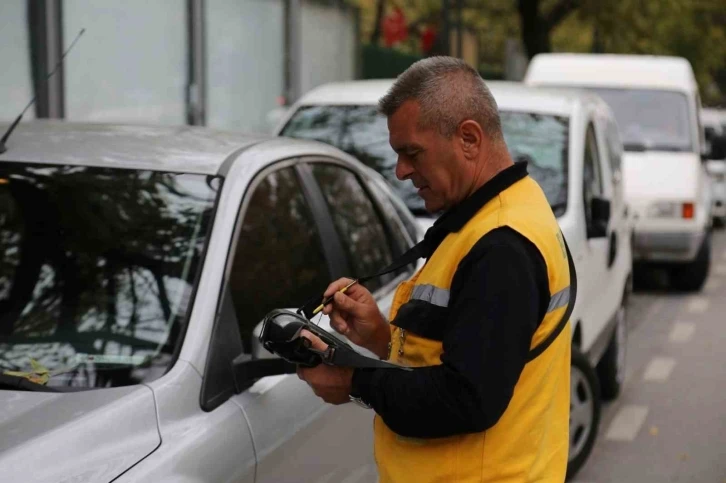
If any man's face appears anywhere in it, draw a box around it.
[388,100,468,213]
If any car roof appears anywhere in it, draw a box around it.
[0,120,268,175]
[291,79,598,118]
[524,53,698,92]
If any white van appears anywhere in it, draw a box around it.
[525,54,713,291]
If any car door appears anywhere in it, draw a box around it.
[581,120,613,352]
[227,158,413,483]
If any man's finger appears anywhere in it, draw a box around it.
[332,292,365,315]
[300,329,328,351]
[324,278,355,298]
[330,316,350,336]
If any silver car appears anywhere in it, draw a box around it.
[0,121,422,483]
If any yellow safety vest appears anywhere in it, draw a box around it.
[375,175,571,483]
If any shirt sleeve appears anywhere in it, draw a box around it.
[351,227,549,439]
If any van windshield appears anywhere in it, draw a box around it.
[280,105,569,216]
[0,163,220,390]
[586,87,693,153]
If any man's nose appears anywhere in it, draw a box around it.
[395,157,414,181]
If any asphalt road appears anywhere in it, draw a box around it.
[573,229,726,483]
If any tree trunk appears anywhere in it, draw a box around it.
[369,0,386,45]
[517,0,551,59]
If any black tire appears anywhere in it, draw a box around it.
[715,216,726,229]
[596,298,627,401]
[567,348,602,481]
[670,234,711,292]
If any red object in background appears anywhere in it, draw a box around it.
[382,7,408,47]
[420,26,436,53]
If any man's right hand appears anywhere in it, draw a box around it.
[322,278,390,359]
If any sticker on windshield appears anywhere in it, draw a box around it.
[73,354,150,365]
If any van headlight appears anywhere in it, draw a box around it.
[647,201,694,219]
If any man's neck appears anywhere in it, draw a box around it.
[466,148,514,199]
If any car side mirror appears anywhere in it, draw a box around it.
[232,353,297,393]
[588,197,610,238]
[230,319,297,392]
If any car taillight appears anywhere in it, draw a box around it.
[682,202,694,219]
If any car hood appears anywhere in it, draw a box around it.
[622,151,701,202]
[0,385,160,483]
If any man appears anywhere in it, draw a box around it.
[298,56,573,482]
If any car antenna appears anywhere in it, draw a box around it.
[0,28,85,155]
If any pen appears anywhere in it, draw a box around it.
[311,279,359,316]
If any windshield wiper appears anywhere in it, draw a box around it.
[624,142,647,152]
[0,373,60,392]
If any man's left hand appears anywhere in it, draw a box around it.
[296,329,354,405]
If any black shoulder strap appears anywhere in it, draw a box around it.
[526,234,577,361]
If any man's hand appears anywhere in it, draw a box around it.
[322,278,390,358]
[297,330,354,405]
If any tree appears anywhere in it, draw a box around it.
[516,0,581,58]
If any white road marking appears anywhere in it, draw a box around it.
[605,404,649,441]
[687,297,710,313]
[669,322,696,343]
[646,299,665,321]
[715,263,726,277]
[643,357,677,381]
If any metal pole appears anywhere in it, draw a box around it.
[456,0,463,58]
[187,0,206,125]
[46,0,64,118]
[441,0,450,56]
[285,0,302,104]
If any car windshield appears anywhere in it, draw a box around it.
[585,87,693,152]
[500,111,569,216]
[0,163,220,390]
[281,105,568,216]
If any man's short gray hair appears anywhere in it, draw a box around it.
[379,56,503,142]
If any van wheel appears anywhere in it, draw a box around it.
[670,234,711,292]
[596,300,627,401]
[567,349,601,480]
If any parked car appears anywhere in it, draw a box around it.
[524,53,713,291]
[702,107,726,227]
[0,120,423,483]
[275,79,633,479]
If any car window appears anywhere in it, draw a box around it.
[280,105,426,216]
[364,177,418,275]
[228,167,330,350]
[606,118,623,175]
[310,164,396,293]
[0,163,220,389]
[583,123,604,230]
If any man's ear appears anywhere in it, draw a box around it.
[458,120,483,160]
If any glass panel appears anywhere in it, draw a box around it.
[280,105,427,216]
[63,0,186,124]
[311,164,395,293]
[300,2,356,95]
[500,111,569,216]
[229,167,329,347]
[0,3,34,121]
[586,87,693,152]
[207,0,284,133]
[0,163,220,389]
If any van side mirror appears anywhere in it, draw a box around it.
[588,197,610,238]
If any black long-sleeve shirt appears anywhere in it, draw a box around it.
[351,226,550,439]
